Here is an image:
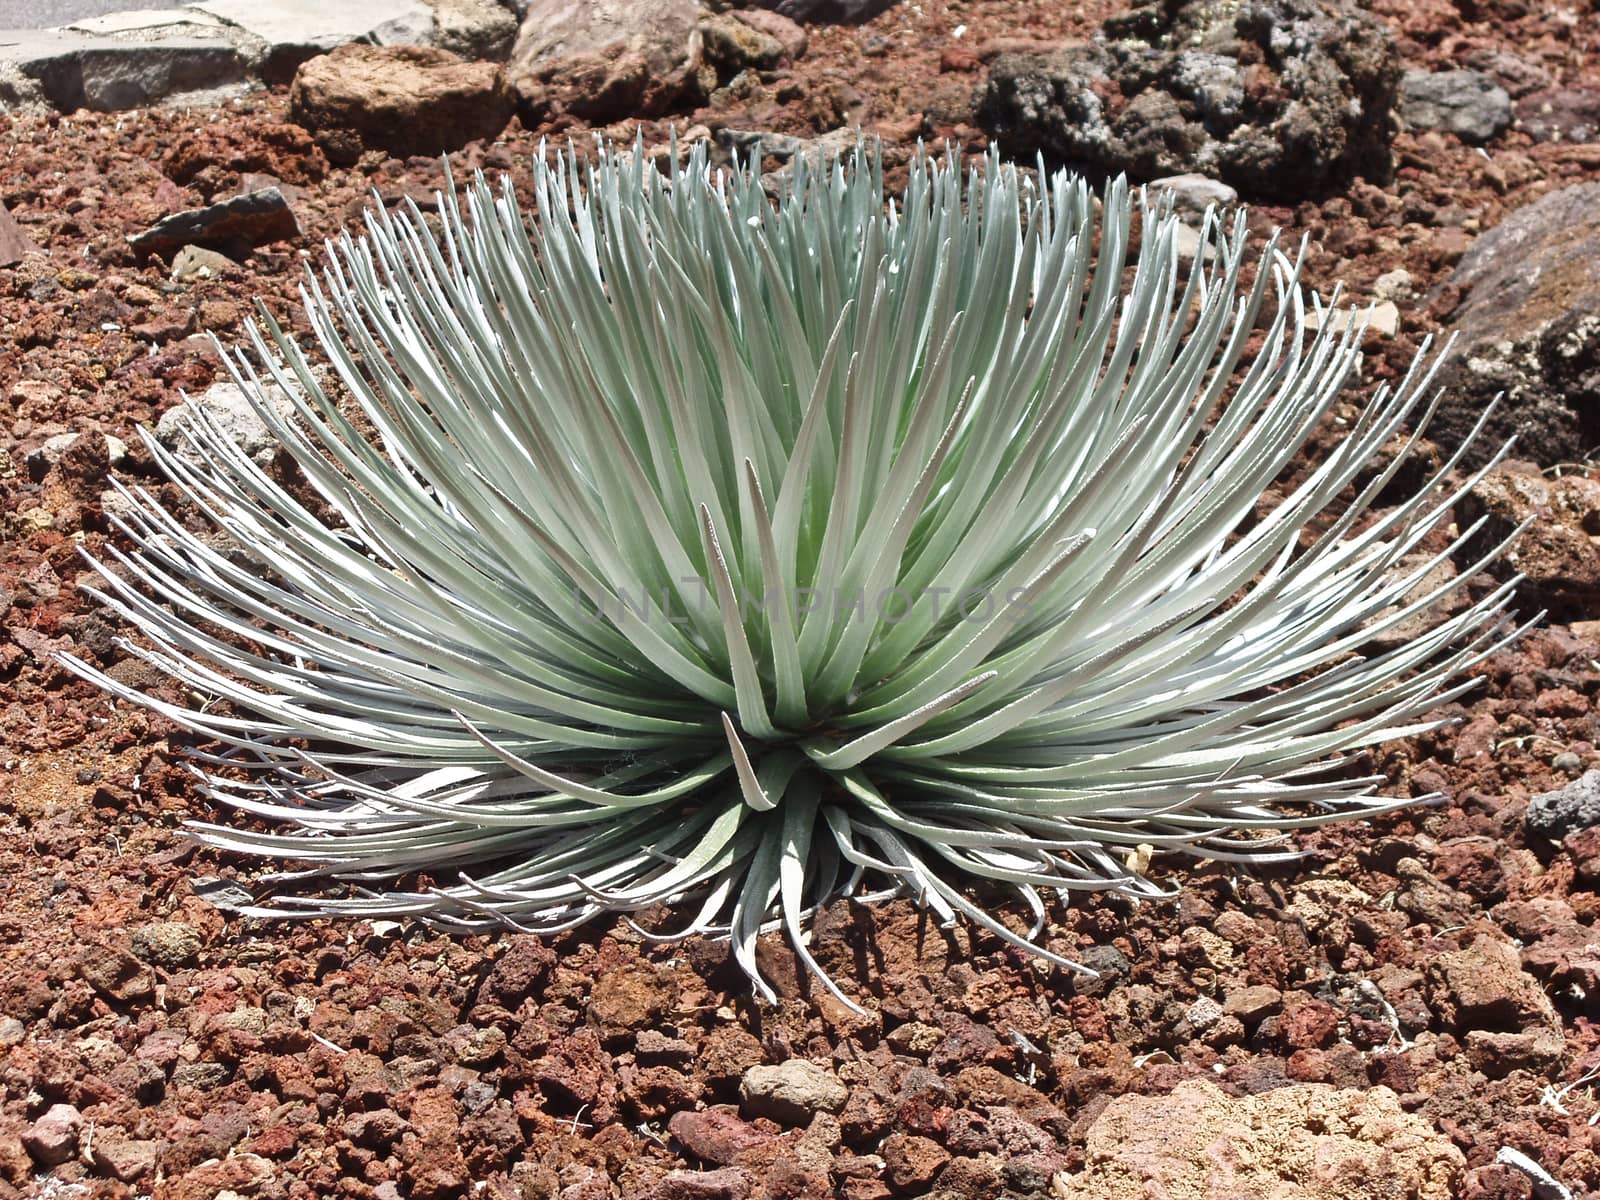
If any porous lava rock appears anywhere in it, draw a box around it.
[1058,1079,1463,1199]
[977,0,1400,200]
[289,43,515,164]
[510,0,702,126]
[1430,183,1600,470]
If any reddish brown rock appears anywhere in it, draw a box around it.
[155,1152,274,1200]
[589,959,679,1039]
[90,1131,161,1183]
[1430,934,1566,1074]
[668,1107,776,1166]
[478,936,556,1009]
[399,1090,470,1200]
[0,200,39,267]
[530,1027,615,1119]
[880,1133,949,1193]
[128,187,300,260]
[77,940,156,1002]
[510,0,701,125]
[289,44,515,165]
[23,1103,82,1167]
[161,121,328,190]
[649,1167,757,1200]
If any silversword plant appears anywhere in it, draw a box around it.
[66,140,1523,1008]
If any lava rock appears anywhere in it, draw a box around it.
[186,0,435,81]
[977,0,1400,201]
[25,431,127,482]
[648,1168,756,1200]
[510,0,701,125]
[1060,1080,1462,1199]
[1527,770,1600,842]
[1515,85,1600,143]
[881,1133,950,1193]
[1454,462,1600,619]
[477,935,556,1008]
[1430,182,1600,470]
[129,187,299,260]
[1400,69,1512,143]
[699,13,788,79]
[668,1108,775,1166]
[587,960,679,1040]
[23,1104,82,1167]
[90,1132,161,1184]
[739,1060,849,1125]
[171,245,241,281]
[1147,172,1238,216]
[289,44,514,164]
[429,0,519,62]
[746,0,895,22]
[130,921,204,969]
[155,380,297,470]
[187,0,434,83]
[0,28,244,112]
[77,940,156,1002]
[0,201,40,267]
[1429,934,1565,1075]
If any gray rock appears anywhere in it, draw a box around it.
[727,9,806,62]
[1527,770,1600,842]
[131,920,204,968]
[23,1103,83,1167]
[172,1060,232,1089]
[700,12,786,79]
[0,27,245,111]
[747,0,895,21]
[0,1016,23,1047]
[509,0,701,124]
[60,9,228,36]
[129,186,299,259]
[1071,942,1131,997]
[1429,182,1600,469]
[187,0,433,82]
[425,0,517,61]
[715,125,860,193]
[977,0,1400,201]
[1400,69,1512,144]
[739,1059,849,1125]
[1515,85,1600,144]
[170,244,240,280]
[156,379,296,469]
[1462,49,1550,99]
[1147,173,1237,216]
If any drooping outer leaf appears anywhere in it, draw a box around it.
[61,138,1527,1011]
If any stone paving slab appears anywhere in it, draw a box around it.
[0,26,244,109]
[0,0,473,111]
[188,0,432,81]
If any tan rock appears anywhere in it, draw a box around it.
[1456,460,1600,619]
[1059,1079,1463,1200]
[510,0,700,124]
[289,43,514,164]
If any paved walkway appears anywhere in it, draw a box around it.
[0,1,175,29]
